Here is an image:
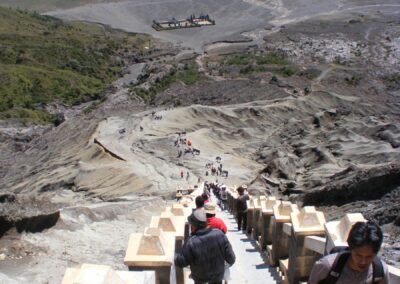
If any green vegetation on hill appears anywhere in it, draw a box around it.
[0,6,150,124]
[221,52,298,77]
[225,53,289,66]
[383,73,400,91]
[0,0,109,12]
[132,65,202,103]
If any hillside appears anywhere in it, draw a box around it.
[0,0,116,12]
[0,1,400,282]
[0,6,150,124]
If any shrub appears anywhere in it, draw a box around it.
[345,75,362,86]
[226,54,252,65]
[0,6,152,124]
[255,53,288,65]
[278,66,298,77]
[383,73,400,91]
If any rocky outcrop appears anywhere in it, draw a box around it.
[301,163,400,206]
[0,194,60,237]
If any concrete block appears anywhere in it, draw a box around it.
[271,219,291,266]
[279,259,289,284]
[261,196,277,214]
[389,265,400,283]
[251,196,264,240]
[267,244,274,264]
[291,206,326,236]
[246,197,255,234]
[270,201,299,266]
[273,201,299,222]
[170,204,185,216]
[61,264,156,284]
[287,207,326,283]
[283,223,292,236]
[324,213,366,254]
[149,212,185,283]
[124,227,175,284]
[124,227,175,267]
[259,197,279,249]
[304,236,326,255]
[150,212,185,241]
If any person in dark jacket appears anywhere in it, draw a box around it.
[175,209,236,284]
[195,195,205,210]
[236,184,249,231]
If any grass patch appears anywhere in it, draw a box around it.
[0,107,55,124]
[224,52,297,77]
[382,73,400,91]
[0,6,151,124]
[179,65,200,85]
[276,66,298,77]
[0,0,109,12]
[226,54,252,65]
[225,52,288,66]
[239,65,298,76]
[132,65,201,103]
[255,53,288,65]
[298,68,321,80]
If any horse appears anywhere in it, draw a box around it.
[221,170,229,177]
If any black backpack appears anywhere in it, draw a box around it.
[319,248,384,284]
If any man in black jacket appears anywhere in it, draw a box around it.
[175,209,236,284]
[236,184,249,232]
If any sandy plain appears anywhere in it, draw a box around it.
[0,0,400,282]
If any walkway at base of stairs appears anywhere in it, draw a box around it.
[186,195,280,284]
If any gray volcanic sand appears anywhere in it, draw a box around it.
[46,0,274,51]
[0,198,167,283]
[44,0,400,51]
[2,88,400,282]
[1,0,400,282]
[2,82,399,282]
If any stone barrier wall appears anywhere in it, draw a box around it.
[61,183,400,284]
[226,188,400,284]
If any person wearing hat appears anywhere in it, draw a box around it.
[205,202,227,234]
[175,209,236,284]
[236,184,249,232]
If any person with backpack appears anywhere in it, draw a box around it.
[175,209,236,284]
[308,221,389,284]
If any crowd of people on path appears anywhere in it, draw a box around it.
[205,157,228,178]
[204,181,228,211]
[174,181,390,284]
[175,188,235,284]
[175,132,201,158]
[169,125,390,283]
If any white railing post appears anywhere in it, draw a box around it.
[269,201,299,266]
[124,227,176,284]
[259,197,278,251]
[246,196,255,234]
[287,207,326,284]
